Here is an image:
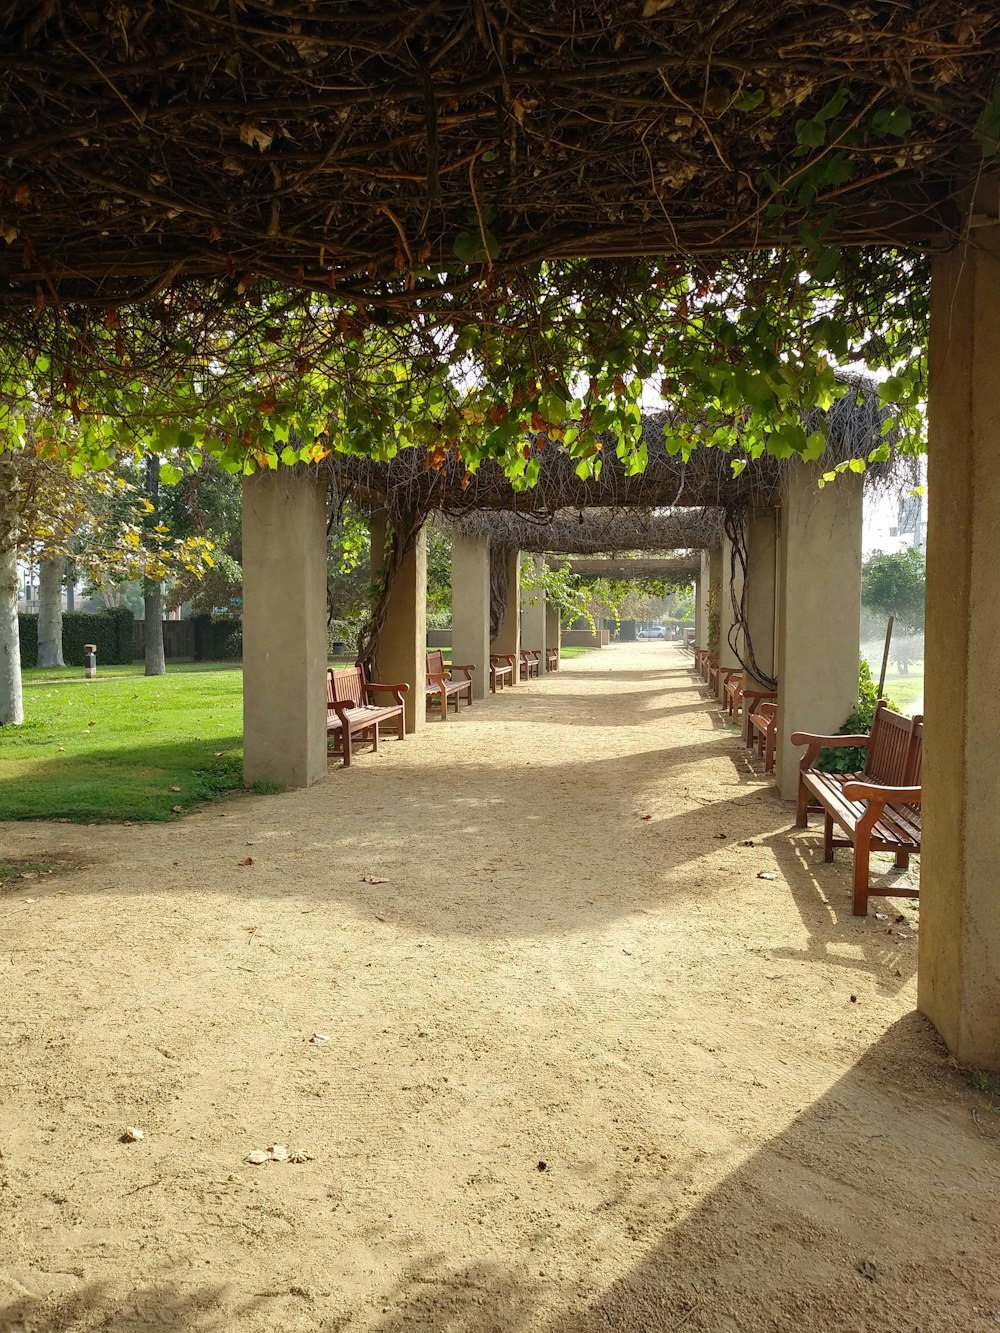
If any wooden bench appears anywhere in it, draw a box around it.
[740,684,777,744]
[545,646,559,671]
[722,668,743,716]
[489,653,515,691]
[702,653,719,689]
[327,666,407,767]
[748,699,777,774]
[519,649,540,680]
[791,701,923,916]
[426,649,474,719]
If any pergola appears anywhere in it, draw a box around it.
[1,5,998,1066]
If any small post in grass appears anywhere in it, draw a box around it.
[876,615,894,700]
[83,643,97,680]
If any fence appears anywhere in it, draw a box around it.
[132,619,196,661]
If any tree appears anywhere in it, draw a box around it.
[862,547,925,634]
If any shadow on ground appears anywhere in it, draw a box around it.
[356,1016,1000,1333]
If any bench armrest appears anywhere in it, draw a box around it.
[365,681,409,706]
[842,782,922,804]
[450,664,475,678]
[791,730,870,771]
[426,671,449,685]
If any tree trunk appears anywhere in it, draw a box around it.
[0,542,24,725]
[37,554,66,667]
[144,454,166,676]
[144,581,166,676]
[65,578,75,611]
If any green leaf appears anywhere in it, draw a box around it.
[795,117,827,150]
[732,89,765,112]
[975,77,1000,157]
[159,462,183,486]
[815,87,849,123]
[871,104,913,138]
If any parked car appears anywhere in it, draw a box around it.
[637,625,667,640]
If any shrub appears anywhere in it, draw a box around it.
[817,655,899,773]
[18,608,134,667]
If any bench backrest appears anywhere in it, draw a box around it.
[906,716,923,786]
[328,666,365,709]
[864,700,916,785]
[426,650,446,677]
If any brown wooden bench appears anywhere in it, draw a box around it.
[545,646,559,671]
[489,653,515,691]
[740,684,778,744]
[722,669,743,716]
[519,649,540,680]
[791,701,923,916]
[748,699,777,774]
[426,649,474,719]
[327,666,407,767]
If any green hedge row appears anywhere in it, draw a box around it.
[191,615,242,661]
[18,608,134,667]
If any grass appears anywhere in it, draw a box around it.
[0,855,81,892]
[2,665,248,822]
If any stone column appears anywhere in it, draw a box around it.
[918,215,1000,1069]
[695,556,706,649]
[707,546,723,658]
[371,512,427,734]
[545,603,561,664]
[520,560,547,671]
[744,509,778,681]
[451,532,491,700]
[242,468,328,788]
[491,548,521,671]
[774,466,862,799]
[718,526,745,700]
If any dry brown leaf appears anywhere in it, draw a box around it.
[239,857,255,867]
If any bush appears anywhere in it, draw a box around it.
[817,655,898,773]
[17,607,134,667]
[191,615,242,661]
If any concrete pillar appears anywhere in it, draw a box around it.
[491,548,521,669]
[774,466,862,799]
[718,526,745,699]
[242,468,328,788]
[744,509,778,681]
[918,217,1000,1069]
[707,546,723,657]
[545,603,561,664]
[451,533,491,700]
[695,555,706,649]
[371,512,427,733]
[520,560,547,671]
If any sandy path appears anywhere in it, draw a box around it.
[1,643,998,1333]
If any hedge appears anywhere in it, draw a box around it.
[17,608,134,667]
[190,615,242,661]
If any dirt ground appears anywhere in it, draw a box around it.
[2,642,998,1333]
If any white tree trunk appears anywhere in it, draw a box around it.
[37,554,66,667]
[0,543,23,725]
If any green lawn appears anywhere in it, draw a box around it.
[1,665,250,822]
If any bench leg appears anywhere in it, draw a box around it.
[371,724,379,754]
[440,690,448,720]
[824,812,835,862]
[343,729,353,767]
[894,851,910,870]
[852,834,872,916]
[795,776,810,828]
[764,730,775,775]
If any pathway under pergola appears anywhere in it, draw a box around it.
[2,643,997,1330]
